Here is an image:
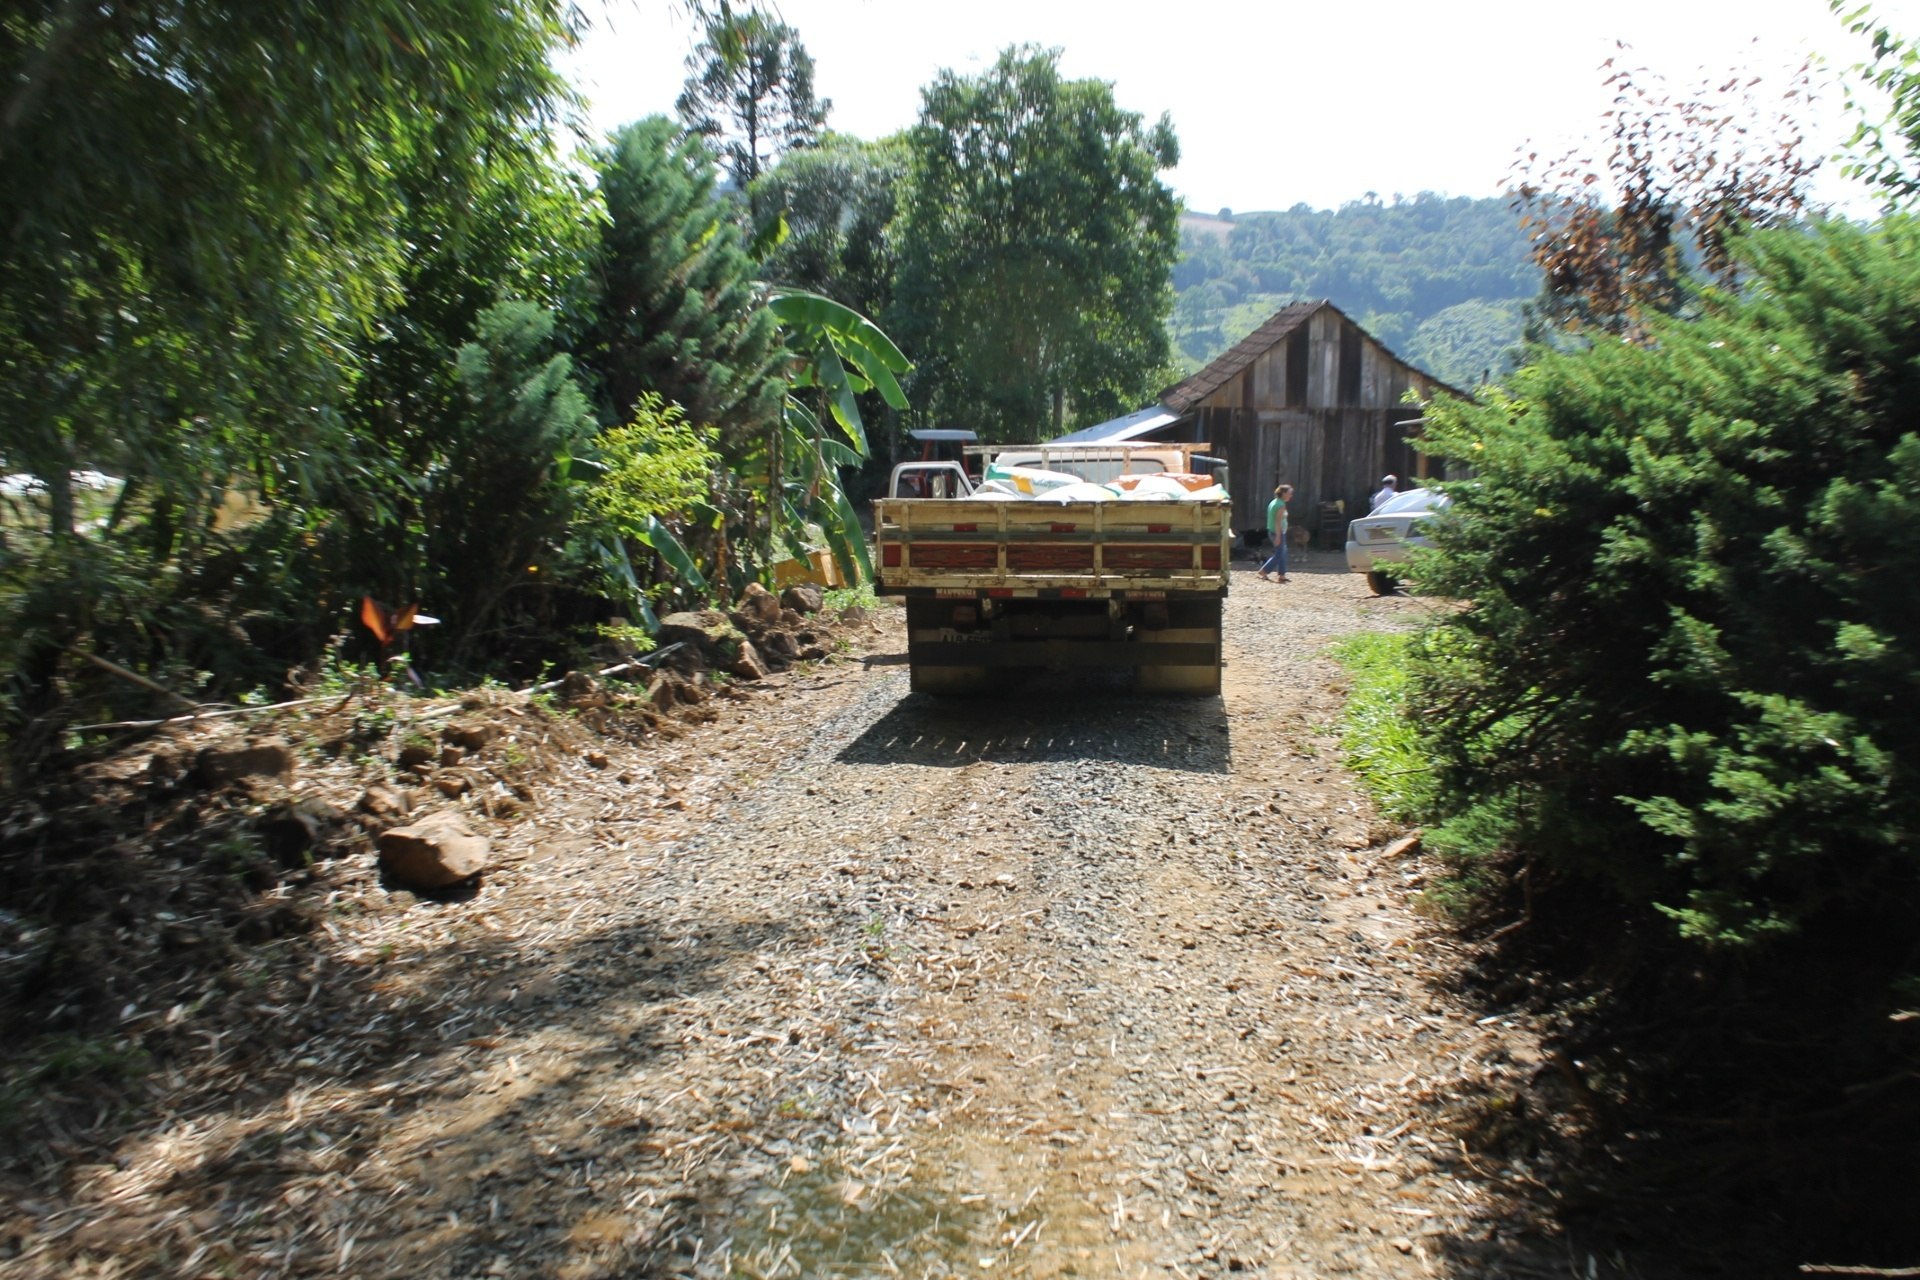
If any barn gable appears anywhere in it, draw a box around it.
[1156,300,1461,538]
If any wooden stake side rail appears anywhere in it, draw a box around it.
[873,498,1231,595]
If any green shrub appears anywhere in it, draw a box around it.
[1413,217,1920,947]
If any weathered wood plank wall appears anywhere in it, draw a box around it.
[1180,305,1446,537]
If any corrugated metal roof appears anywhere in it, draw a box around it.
[1049,406,1185,444]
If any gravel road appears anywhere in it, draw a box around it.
[16,551,1556,1279]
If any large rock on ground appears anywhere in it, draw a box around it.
[779,584,824,615]
[758,630,799,665]
[196,739,295,785]
[728,639,769,682]
[656,610,739,667]
[735,582,782,625]
[648,672,711,711]
[442,721,496,751]
[378,812,490,889]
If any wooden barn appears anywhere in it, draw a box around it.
[1058,300,1463,542]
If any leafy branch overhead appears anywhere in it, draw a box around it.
[1510,52,1820,340]
[1836,0,1920,205]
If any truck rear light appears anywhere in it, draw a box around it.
[1146,523,1171,534]
[1049,522,1076,533]
[881,544,901,567]
[952,522,978,532]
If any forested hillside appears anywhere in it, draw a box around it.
[1171,193,1539,387]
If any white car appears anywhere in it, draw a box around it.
[1346,488,1450,595]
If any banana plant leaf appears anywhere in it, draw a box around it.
[805,346,868,456]
[594,537,660,631]
[766,290,910,373]
[768,288,910,412]
[817,437,862,469]
[824,485,874,584]
[632,514,707,592]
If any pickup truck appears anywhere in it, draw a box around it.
[872,443,1230,695]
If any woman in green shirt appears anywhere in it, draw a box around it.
[1258,484,1292,582]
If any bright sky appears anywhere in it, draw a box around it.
[563,0,1920,214]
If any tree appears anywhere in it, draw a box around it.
[1836,2,1920,207]
[0,0,579,728]
[751,132,908,322]
[762,289,909,583]
[1510,53,1819,341]
[431,302,599,665]
[317,149,600,657]
[1411,217,1920,947]
[675,6,829,193]
[889,46,1181,438]
[590,116,785,455]
[0,0,576,541]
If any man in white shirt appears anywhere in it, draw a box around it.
[1370,475,1398,511]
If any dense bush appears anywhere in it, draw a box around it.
[1412,217,1920,947]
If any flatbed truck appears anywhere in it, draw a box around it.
[871,444,1230,695]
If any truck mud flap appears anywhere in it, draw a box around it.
[1137,599,1223,695]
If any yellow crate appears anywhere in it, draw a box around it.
[771,547,844,589]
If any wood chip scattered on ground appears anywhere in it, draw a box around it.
[1,557,1574,1278]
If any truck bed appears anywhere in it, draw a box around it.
[872,496,1231,695]
[872,497,1229,597]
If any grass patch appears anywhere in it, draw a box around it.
[1330,632,1433,823]
[822,582,878,612]
[1334,631,1514,920]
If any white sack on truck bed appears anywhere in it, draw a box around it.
[979,463,1082,495]
[1035,481,1117,503]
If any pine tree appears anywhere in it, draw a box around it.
[675,8,829,192]
[431,301,598,662]
[590,117,784,453]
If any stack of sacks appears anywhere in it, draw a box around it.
[1035,480,1116,502]
[979,463,1082,495]
[1113,473,1224,500]
[966,467,1227,503]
